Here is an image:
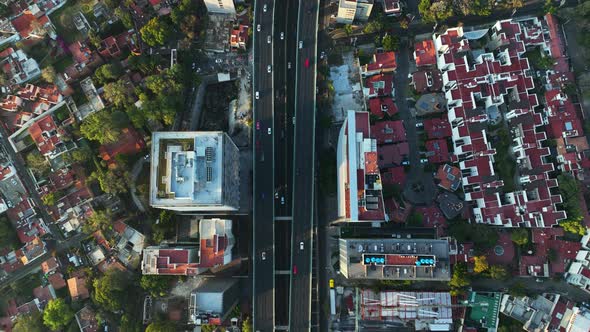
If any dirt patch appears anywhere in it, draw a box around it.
[199,81,238,131]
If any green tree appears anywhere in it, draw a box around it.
[473,255,489,274]
[145,72,182,96]
[26,150,50,177]
[489,265,508,280]
[363,21,382,34]
[140,18,171,46]
[558,174,582,218]
[560,217,587,236]
[103,80,134,107]
[242,317,252,332]
[447,220,499,250]
[407,212,423,226]
[13,311,44,332]
[41,191,62,207]
[448,263,470,295]
[146,321,176,332]
[94,63,123,85]
[41,66,56,83]
[0,216,18,249]
[180,15,198,40]
[344,24,353,36]
[509,282,527,297]
[43,298,74,331]
[91,167,130,195]
[544,0,557,14]
[64,145,93,164]
[93,268,130,312]
[80,111,121,144]
[201,325,216,332]
[115,7,134,29]
[510,228,529,246]
[83,209,113,233]
[382,34,400,52]
[88,30,102,48]
[140,275,173,297]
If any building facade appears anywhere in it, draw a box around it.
[336,0,373,24]
[203,0,236,15]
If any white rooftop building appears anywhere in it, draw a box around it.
[336,0,373,24]
[150,132,240,212]
[203,0,236,16]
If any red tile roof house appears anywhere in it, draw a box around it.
[41,256,59,274]
[230,24,249,50]
[0,95,24,112]
[411,69,443,93]
[360,51,397,77]
[414,40,436,67]
[68,275,90,301]
[335,111,388,223]
[97,36,121,58]
[520,228,581,277]
[63,41,104,82]
[434,20,567,227]
[363,74,394,99]
[28,114,73,160]
[99,127,146,169]
[11,10,55,40]
[424,117,452,139]
[0,47,41,85]
[368,97,397,119]
[371,120,406,144]
[435,164,462,192]
[425,139,450,164]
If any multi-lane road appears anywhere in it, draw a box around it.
[252,1,276,331]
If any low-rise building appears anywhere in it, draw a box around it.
[500,293,582,332]
[149,132,240,212]
[434,164,462,192]
[336,0,373,24]
[339,238,451,280]
[203,0,236,16]
[383,0,402,16]
[189,278,239,325]
[360,51,396,77]
[0,47,41,85]
[230,24,249,50]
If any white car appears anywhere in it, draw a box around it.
[263,4,267,12]
[420,158,429,164]
[262,252,266,260]
[267,65,271,73]
[299,41,303,49]
[267,127,271,135]
[299,241,304,250]
[215,58,222,64]
[255,91,259,99]
[415,122,424,128]
[267,35,271,44]
[281,196,285,205]
[288,62,292,69]
[257,24,261,32]
[280,32,284,40]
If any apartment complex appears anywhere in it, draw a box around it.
[336,0,373,24]
[203,0,236,15]
[338,238,451,280]
[149,132,240,212]
[433,18,568,227]
[336,110,387,223]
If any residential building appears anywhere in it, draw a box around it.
[149,132,240,212]
[189,278,240,325]
[383,0,402,16]
[203,0,236,15]
[75,305,99,332]
[565,231,590,293]
[67,275,90,301]
[371,120,406,144]
[0,48,41,85]
[230,24,249,50]
[99,127,146,168]
[0,19,19,47]
[336,0,373,24]
[141,218,234,275]
[411,69,442,93]
[434,19,567,227]
[368,97,397,119]
[336,111,387,223]
[338,238,451,280]
[11,10,56,39]
[359,290,453,330]
[414,40,436,67]
[500,293,580,332]
[519,228,580,277]
[360,51,396,77]
[28,115,74,160]
[434,164,462,192]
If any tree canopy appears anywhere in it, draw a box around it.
[489,265,508,280]
[13,311,44,332]
[560,217,587,236]
[83,209,113,233]
[473,256,489,274]
[419,0,452,23]
[0,216,18,249]
[510,228,529,246]
[146,321,176,332]
[92,268,130,312]
[80,111,122,144]
[43,298,74,331]
[449,263,470,295]
[94,63,123,85]
[26,150,50,177]
[103,80,134,107]
[140,275,173,297]
[447,220,499,250]
[557,174,582,218]
[41,66,56,83]
[382,34,400,52]
[141,18,171,46]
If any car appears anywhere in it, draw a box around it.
[267,35,271,44]
[420,158,429,164]
[256,121,260,130]
[144,154,150,160]
[191,62,196,69]
[257,24,261,32]
[299,241,304,250]
[255,91,259,99]
[299,41,303,49]
[305,58,310,68]
[275,192,279,199]
[288,62,292,69]
[267,65,272,73]
[263,4,267,12]
[320,51,326,59]
[267,127,271,135]
[293,265,298,275]
[215,58,222,64]
[292,116,296,124]
[415,122,424,128]
[280,32,284,40]
[261,252,266,260]
[401,160,410,166]
[281,196,285,205]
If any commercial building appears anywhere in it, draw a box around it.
[203,0,236,16]
[141,218,234,275]
[149,132,240,212]
[359,290,453,330]
[336,111,387,223]
[336,0,373,24]
[189,278,240,325]
[338,238,451,280]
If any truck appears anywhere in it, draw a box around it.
[330,288,336,316]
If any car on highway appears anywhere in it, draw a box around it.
[255,91,259,99]
[261,251,266,260]
[420,158,429,164]
[299,241,304,250]
[280,32,284,40]
[257,24,261,32]
[288,62,292,69]
[267,127,271,135]
[256,121,260,130]
[299,40,303,49]
[263,4,267,12]
[281,196,285,205]
[215,58,222,64]
[267,35,271,44]
[267,65,271,73]
[293,265,298,275]
[305,58,310,68]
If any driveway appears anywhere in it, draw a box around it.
[130,157,147,213]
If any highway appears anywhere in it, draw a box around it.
[289,0,319,331]
[252,0,275,331]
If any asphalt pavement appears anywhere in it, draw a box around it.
[252,1,276,331]
[289,0,320,331]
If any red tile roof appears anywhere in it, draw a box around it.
[381,167,406,186]
[412,69,442,93]
[98,36,120,58]
[424,117,452,139]
[366,52,396,72]
[68,276,89,300]
[368,97,397,119]
[41,257,58,274]
[377,142,409,168]
[414,40,436,67]
[99,127,146,167]
[365,74,394,97]
[425,139,450,163]
[28,115,61,156]
[48,272,67,290]
[11,12,49,39]
[371,120,406,144]
[435,164,462,191]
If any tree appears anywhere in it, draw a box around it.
[363,21,382,34]
[180,15,198,40]
[83,209,113,233]
[140,275,173,297]
[80,111,121,144]
[544,0,557,14]
[145,72,182,96]
[560,217,587,236]
[146,321,176,332]
[41,66,56,83]
[382,34,400,52]
[0,217,18,249]
[509,281,527,297]
[448,263,470,294]
[407,212,423,226]
[344,24,353,36]
[473,255,489,273]
[115,7,134,29]
[558,174,582,218]
[419,0,452,23]
[489,265,508,280]
[242,317,252,332]
[140,18,171,46]
[510,228,529,246]
[91,167,130,195]
[43,298,74,331]
[26,150,50,177]
[94,63,123,85]
[64,146,93,164]
[88,30,102,48]
[93,268,130,312]
[447,220,499,250]
[201,325,216,332]
[13,311,44,332]
[103,80,134,107]
[42,191,62,207]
